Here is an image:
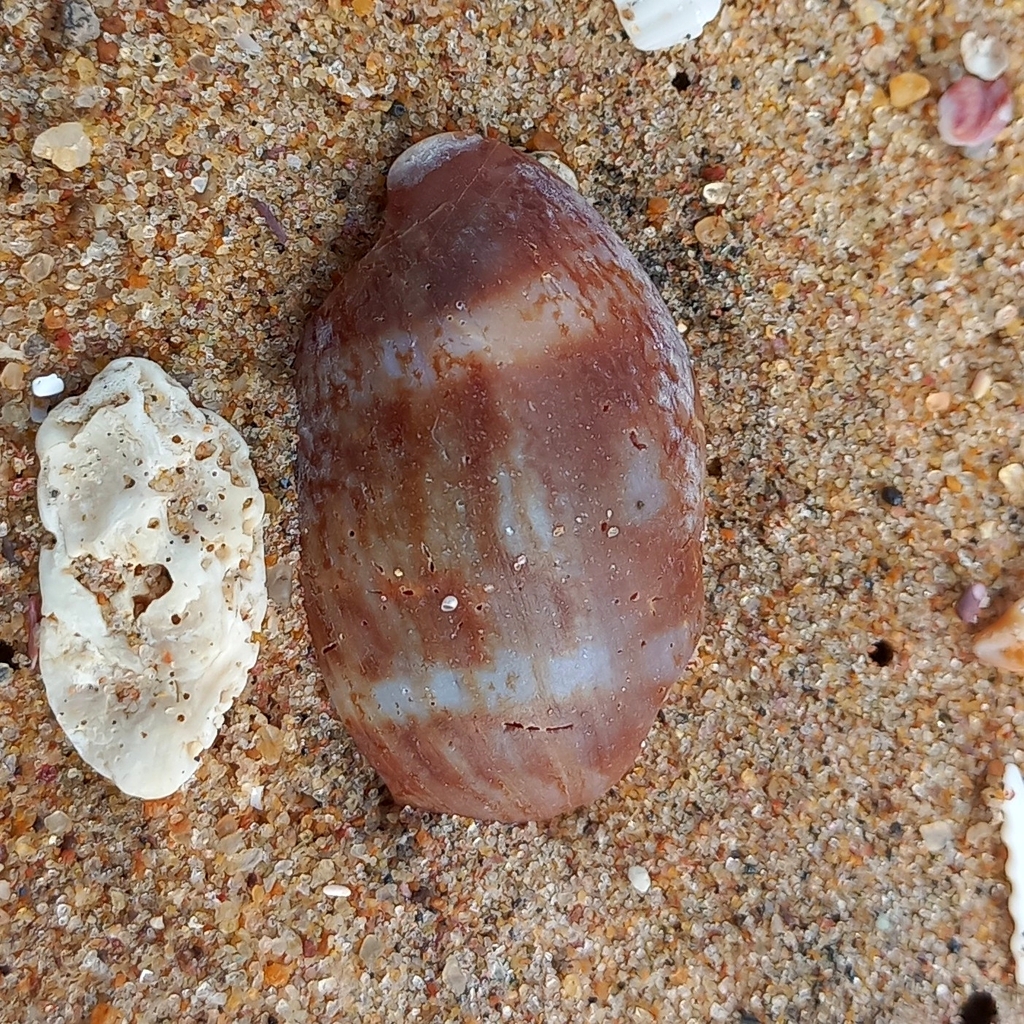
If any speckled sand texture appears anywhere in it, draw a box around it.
[1,1,1024,1022]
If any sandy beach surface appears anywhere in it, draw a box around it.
[2,1,1023,1021]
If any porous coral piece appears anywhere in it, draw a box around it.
[36,357,267,798]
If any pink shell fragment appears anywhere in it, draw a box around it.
[956,582,987,624]
[937,75,1013,149]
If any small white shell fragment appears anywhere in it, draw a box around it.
[233,28,262,55]
[36,357,267,799]
[1000,762,1024,983]
[975,598,1024,673]
[628,864,652,893]
[532,152,581,192]
[612,0,723,51]
[31,373,65,399]
[702,181,730,205]
[961,31,1009,82]
[323,883,352,898]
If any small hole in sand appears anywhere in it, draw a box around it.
[868,639,894,667]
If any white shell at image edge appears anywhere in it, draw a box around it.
[612,0,723,51]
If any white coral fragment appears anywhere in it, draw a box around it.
[36,357,267,799]
[612,0,722,51]
[1001,762,1024,983]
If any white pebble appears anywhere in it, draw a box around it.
[43,809,72,834]
[442,954,469,996]
[32,122,93,172]
[234,29,263,55]
[999,464,1024,502]
[970,370,993,400]
[31,373,65,399]
[533,152,580,192]
[628,864,652,893]
[852,0,884,26]
[323,883,352,898]
[920,819,954,853]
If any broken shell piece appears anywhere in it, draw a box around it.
[530,151,580,191]
[956,582,988,624]
[937,75,1013,152]
[29,373,66,424]
[35,357,267,799]
[31,373,65,399]
[974,598,1024,673]
[612,0,722,51]
[1001,762,1024,983]
[961,31,1009,82]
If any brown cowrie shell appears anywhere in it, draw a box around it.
[296,133,705,822]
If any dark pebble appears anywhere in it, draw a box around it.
[880,485,903,506]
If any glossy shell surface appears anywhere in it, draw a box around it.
[297,134,704,821]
